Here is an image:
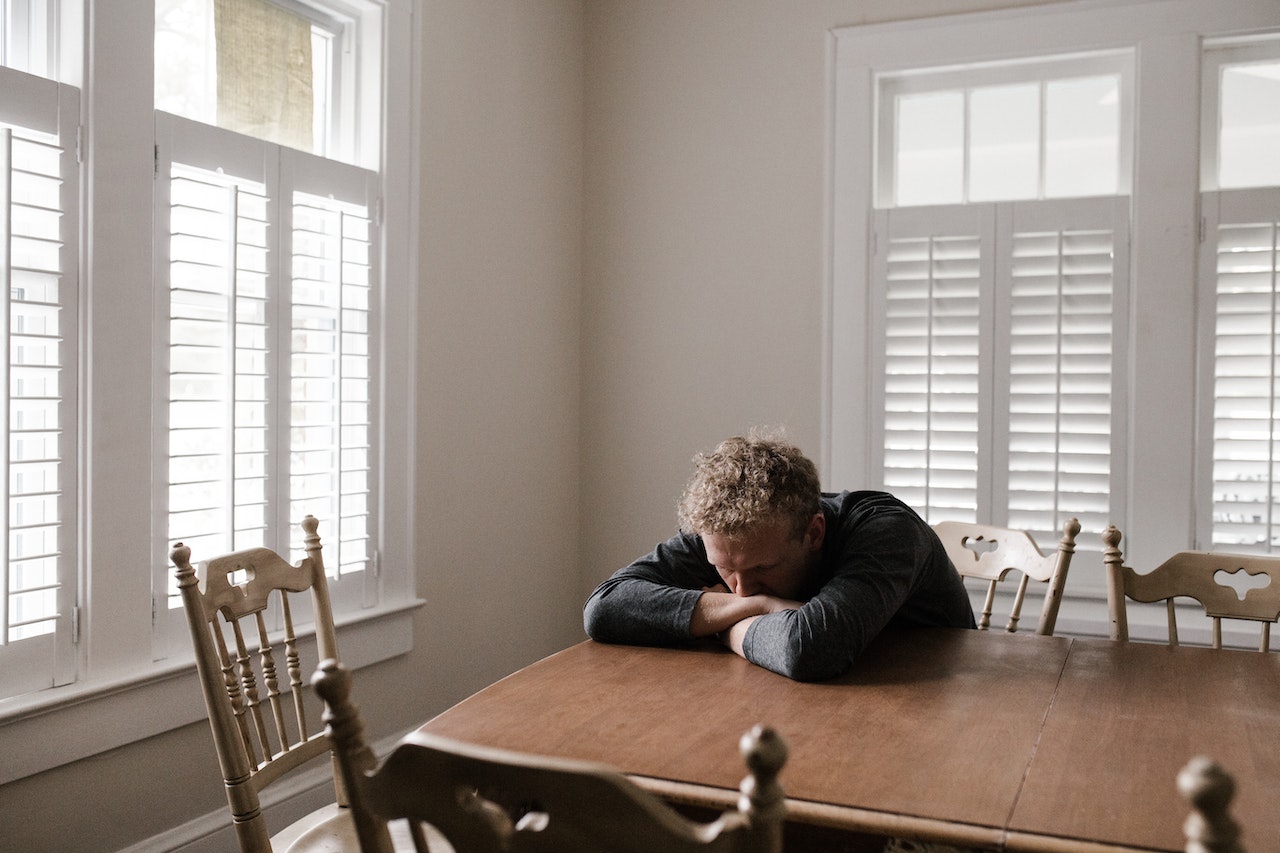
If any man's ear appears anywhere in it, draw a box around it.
[805,512,826,549]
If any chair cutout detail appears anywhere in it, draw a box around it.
[313,659,789,853]
[1179,756,1245,852]
[933,517,1081,635]
[172,515,349,852]
[1102,525,1280,651]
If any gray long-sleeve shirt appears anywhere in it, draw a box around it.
[582,490,976,681]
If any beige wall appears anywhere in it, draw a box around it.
[412,0,586,710]
[578,0,1062,592]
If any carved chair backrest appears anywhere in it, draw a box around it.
[1102,525,1280,651]
[171,515,341,853]
[313,660,789,853]
[933,518,1081,635]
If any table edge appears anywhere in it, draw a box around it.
[1002,829,1170,853]
[630,775,1006,849]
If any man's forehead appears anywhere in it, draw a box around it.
[704,523,790,556]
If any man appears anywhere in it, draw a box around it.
[583,432,975,681]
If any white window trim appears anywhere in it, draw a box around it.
[0,0,422,783]
[827,0,1280,637]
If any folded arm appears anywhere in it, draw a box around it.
[583,534,801,648]
[736,515,947,681]
[583,534,716,645]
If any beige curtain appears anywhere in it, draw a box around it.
[214,0,313,152]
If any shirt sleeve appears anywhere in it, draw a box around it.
[583,533,720,645]
[740,509,941,681]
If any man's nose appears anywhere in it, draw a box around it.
[733,576,758,596]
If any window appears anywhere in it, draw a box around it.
[155,0,372,163]
[1200,36,1280,551]
[0,0,416,763]
[830,0,1280,638]
[862,53,1133,547]
[881,54,1130,207]
[150,0,384,656]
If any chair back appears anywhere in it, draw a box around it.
[313,660,788,853]
[172,515,341,852]
[1102,525,1280,651]
[933,517,1081,635]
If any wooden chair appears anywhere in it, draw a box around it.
[1102,525,1280,651]
[1179,755,1245,852]
[933,517,1081,635]
[173,515,354,852]
[312,658,790,853]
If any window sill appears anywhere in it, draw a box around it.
[0,597,422,786]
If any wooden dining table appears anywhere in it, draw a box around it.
[417,628,1280,852]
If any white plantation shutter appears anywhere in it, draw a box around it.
[873,198,1127,548]
[1204,189,1280,551]
[1001,199,1127,543]
[875,206,989,522]
[0,69,78,697]
[155,115,378,642]
[165,164,273,577]
[285,149,377,600]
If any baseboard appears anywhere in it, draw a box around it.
[117,728,415,853]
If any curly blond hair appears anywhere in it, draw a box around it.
[677,431,821,539]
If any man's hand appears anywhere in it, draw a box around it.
[689,587,803,657]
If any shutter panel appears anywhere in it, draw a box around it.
[1003,200,1123,544]
[156,115,279,619]
[288,188,373,588]
[281,148,377,608]
[1209,192,1280,550]
[0,71,78,697]
[165,161,273,578]
[877,207,990,522]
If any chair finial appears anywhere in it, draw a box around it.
[1178,755,1243,853]
[171,541,196,587]
[1060,517,1082,551]
[738,725,787,828]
